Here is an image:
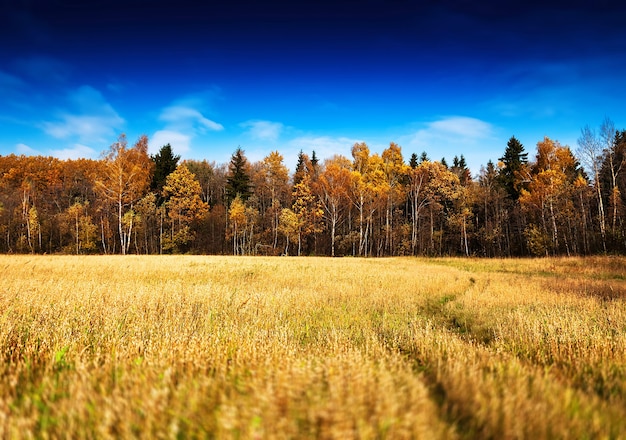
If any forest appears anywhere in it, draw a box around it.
[1,118,625,257]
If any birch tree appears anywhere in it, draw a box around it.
[96,134,152,254]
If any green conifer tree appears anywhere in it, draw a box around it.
[226,147,252,205]
[498,136,528,200]
[150,144,180,194]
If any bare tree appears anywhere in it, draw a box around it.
[600,117,622,231]
[577,125,606,252]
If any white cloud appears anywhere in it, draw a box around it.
[50,144,97,160]
[240,120,283,142]
[159,106,223,132]
[153,98,224,158]
[41,85,124,143]
[401,116,500,173]
[285,135,362,167]
[150,130,191,155]
[427,117,494,139]
[403,116,495,152]
[16,143,40,155]
[43,114,124,141]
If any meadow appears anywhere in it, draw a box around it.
[1,255,625,439]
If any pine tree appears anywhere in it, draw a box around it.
[293,150,308,187]
[452,155,471,185]
[409,153,419,169]
[150,143,180,194]
[498,136,528,200]
[225,147,252,204]
[311,150,319,170]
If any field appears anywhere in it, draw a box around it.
[1,256,625,439]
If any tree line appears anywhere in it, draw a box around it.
[1,117,626,256]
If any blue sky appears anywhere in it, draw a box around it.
[2,0,626,174]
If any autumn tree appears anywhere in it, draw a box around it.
[519,137,582,255]
[475,161,507,256]
[62,201,97,254]
[379,143,408,254]
[184,160,228,254]
[227,194,258,255]
[252,151,290,252]
[162,164,209,253]
[291,170,323,255]
[350,142,372,255]
[317,155,352,256]
[184,160,223,206]
[406,161,462,255]
[96,134,153,254]
[134,192,159,254]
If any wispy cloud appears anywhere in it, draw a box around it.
[51,144,97,160]
[401,116,500,171]
[16,143,40,155]
[406,116,494,148]
[159,106,223,132]
[151,130,191,155]
[43,114,124,141]
[286,135,362,165]
[152,92,224,156]
[240,120,283,142]
[41,85,124,143]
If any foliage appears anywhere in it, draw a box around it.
[2,125,626,255]
[95,134,152,254]
[162,165,209,253]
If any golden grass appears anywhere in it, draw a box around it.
[0,255,625,438]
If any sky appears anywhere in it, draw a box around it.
[2,0,626,174]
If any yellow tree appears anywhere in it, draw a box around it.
[349,148,389,257]
[63,201,97,254]
[278,207,300,255]
[96,134,152,254]
[317,155,352,256]
[291,170,323,256]
[407,161,458,254]
[228,195,246,255]
[350,142,371,255]
[255,151,290,250]
[381,142,409,254]
[363,153,389,256]
[520,137,580,255]
[227,194,258,255]
[162,165,209,253]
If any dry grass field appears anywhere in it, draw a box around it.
[1,255,625,439]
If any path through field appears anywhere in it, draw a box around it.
[1,256,625,438]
